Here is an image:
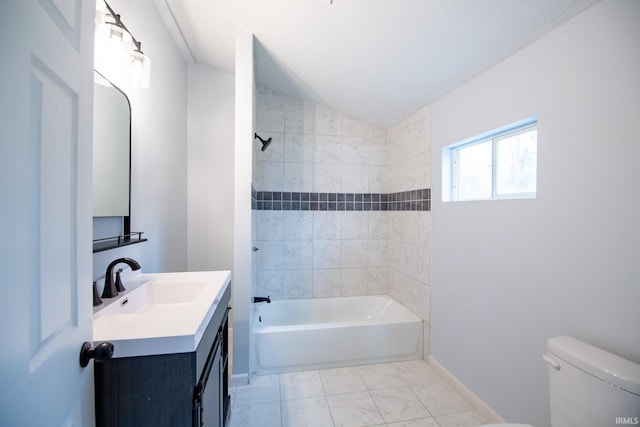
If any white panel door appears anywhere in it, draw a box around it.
[0,0,95,425]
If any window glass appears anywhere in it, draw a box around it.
[457,141,492,200]
[495,127,537,196]
[444,119,537,202]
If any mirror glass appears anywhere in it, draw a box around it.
[93,73,131,217]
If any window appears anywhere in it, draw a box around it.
[443,119,537,201]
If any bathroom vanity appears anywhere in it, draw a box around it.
[93,271,231,427]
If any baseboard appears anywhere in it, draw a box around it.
[230,372,249,387]
[428,356,506,423]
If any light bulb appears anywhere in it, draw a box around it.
[130,50,151,89]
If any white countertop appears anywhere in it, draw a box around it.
[93,270,231,358]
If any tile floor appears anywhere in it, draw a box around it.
[228,359,492,427]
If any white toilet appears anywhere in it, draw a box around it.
[484,335,640,427]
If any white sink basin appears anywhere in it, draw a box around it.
[93,271,231,358]
[96,280,208,315]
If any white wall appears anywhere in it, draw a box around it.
[232,29,256,379]
[430,1,640,425]
[93,0,188,278]
[187,64,235,271]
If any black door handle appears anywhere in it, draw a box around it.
[79,341,114,367]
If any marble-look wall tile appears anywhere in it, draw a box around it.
[368,165,390,193]
[341,212,369,239]
[401,212,420,244]
[416,246,431,284]
[341,136,368,165]
[256,211,284,240]
[368,212,389,239]
[312,269,341,297]
[255,270,284,299]
[340,268,368,296]
[313,240,341,268]
[388,212,403,241]
[283,103,303,134]
[368,267,389,295]
[256,240,283,271]
[254,162,284,191]
[314,104,341,136]
[314,164,341,192]
[284,163,314,192]
[256,103,284,133]
[283,269,313,299]
[389,270,430,321]
[342,165,369,193]
[368,239,388,267]
[314,135,341,164]
[342,114,371,137]
[417,211,431,249]
[283,240,313,270]
[341,240,368,268]
[284,134,314,163]
[313,211,341,240]
[283,211,313,240]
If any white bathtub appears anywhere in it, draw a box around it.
[251,295,423,374]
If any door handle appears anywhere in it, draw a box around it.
[79,341,114,367]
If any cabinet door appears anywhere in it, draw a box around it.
[201,337,222,427]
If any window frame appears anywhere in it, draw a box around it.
[444,118,538,202]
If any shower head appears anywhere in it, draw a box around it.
[254,133,273,152]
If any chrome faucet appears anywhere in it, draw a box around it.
[102,257,142,298]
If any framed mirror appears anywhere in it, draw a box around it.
[92,71,145,252]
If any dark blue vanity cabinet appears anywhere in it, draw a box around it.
[94,285,231,427]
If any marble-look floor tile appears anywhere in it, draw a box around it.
[230,402,281,427]
[391,360,442,385]
[435,410,490,427]
[320,367,367,395]
[386,418,440,427]
[327,391,384,427]
[280,370,325,400]
[281,397,334,427]
[369,387,430,423]
[234,382,281,406]
[411,382,473,417]
[358,363,408,390]
[251,374,280,386]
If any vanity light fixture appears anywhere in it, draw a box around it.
[94,0,151,89]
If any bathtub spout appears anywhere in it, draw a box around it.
[253,296,271,303]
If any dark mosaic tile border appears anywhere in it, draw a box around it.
[251,187,430,211]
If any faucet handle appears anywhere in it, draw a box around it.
[115,269,126,292]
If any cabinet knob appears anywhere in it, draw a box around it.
[79,341,114,367]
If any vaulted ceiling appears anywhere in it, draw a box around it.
[161,0,600,127]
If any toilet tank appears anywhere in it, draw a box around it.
[544,336,640,427]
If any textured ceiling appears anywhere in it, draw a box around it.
[162,0,600,127]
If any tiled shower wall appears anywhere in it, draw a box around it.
[253,84,431,328]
